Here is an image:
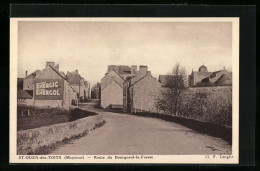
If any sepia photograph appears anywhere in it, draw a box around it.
[10,17,239,163]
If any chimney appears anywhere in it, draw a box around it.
[107,65,118,73]
[46,61,55,68]
[131,65,137,75]
[139,65,148,76]
[25,70,28,77]
[75,70,78,74]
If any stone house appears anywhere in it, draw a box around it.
[123,66,162,113]
[188,65,232,87]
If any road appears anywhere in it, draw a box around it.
[50,101,231,155]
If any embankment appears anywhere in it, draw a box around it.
[17,115,104,155]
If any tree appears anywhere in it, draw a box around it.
[155,63,187,115]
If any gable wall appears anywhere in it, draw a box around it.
[101,81,123,108]
[131,76,161,113]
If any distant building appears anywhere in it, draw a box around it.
[91,83,101,99]
[66,70,90,101]
[188,65,232,87]
[158,75,188,87]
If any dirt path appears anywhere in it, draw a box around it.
[50,102,231,155]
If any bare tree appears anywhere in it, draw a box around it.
[155,63,187,115]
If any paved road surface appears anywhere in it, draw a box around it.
[50,101,231,155]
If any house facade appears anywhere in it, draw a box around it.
[18,62,78,110]
[33,64,77,110]
[123,75,162,113]
[101,67,126,108]
[123,66,162,113]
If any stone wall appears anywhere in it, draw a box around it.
[17,115,104,155]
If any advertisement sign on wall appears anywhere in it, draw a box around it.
[34,79,64,100]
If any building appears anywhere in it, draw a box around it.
[101,65,154,109]
[158,75,188,87]
[18,62,78,110]
[66,70,90,101]
[17,89,33,106]
[33,62,77,109]
[123,66,162,113]
[23,70,41,96]
[100,66,127,108]
[188,65,231,87]
[91,82,101,99]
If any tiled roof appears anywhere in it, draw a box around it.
[17,78,24,83]
[17,90,33,99]
[129,75,159,88]
[215,74,232,85]
[158,75,172,86]
[48,65,67,80]
[66,72,83,84]
[25,70,41,79]
[196,72,212,77]
[158,75,184,87]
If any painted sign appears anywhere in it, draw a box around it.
[34,79,64,100]
[17,99,27,105]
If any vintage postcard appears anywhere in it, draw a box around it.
[10,17,239,164]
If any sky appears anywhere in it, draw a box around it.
[18,21,232,87]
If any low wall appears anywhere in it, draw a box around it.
[131,112,232,144]
[17,115,104,155]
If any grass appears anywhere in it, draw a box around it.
[17,107,98,131]
[31,120,106,155]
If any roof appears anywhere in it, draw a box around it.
[48,65,67,80]
[215,73,232,85]
[158,75,173,86]
[17,78,24,83]
[112,69,126,81]
[66,71,83,84]
[24,70,41,79]
[198,65,208,72]
[196,72,212,77]
[210,70,222,75]
[17,90,33,99]
[129,75,160,88]
[158,75,185,87]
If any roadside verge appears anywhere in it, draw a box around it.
[17,114,105,155]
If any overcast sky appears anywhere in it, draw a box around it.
[18,21,232,87]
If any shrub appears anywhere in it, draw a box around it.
[178,87,232,127]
